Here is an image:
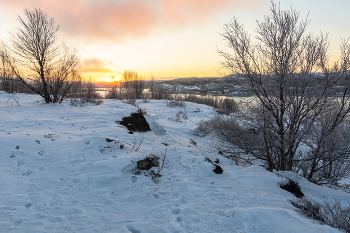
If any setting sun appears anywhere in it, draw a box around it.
[82,71,123,83]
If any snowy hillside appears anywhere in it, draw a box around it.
[0,92,349,233]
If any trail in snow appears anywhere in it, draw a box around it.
[0,92,348,233]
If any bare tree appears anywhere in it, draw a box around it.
[216,2,350,181]
[8,8,80,103]
[0,42,17,93]
[120,70,145,100]
[149,74,156,99]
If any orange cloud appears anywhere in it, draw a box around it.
[80,58,114,73]
[0,0,264,41]
[80,58,123,82]
[162,0,230,25]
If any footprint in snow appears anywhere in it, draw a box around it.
[17,158,25,167]
[131,176,138,183]
[24,203,32,209]
[170,208,182,215]
[22,170,33,176]
[37,150,46,156]
[176,216,182,222]
[14,219,24,226]
[126,225,141,233]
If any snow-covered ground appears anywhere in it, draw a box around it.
[0,92,349,233]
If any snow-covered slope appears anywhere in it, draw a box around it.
[0,92,348,233]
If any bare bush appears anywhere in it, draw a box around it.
[68,79,103,106]
[192,119,215,137]
[153,147,168,183]
[291,198,350,233]
[124,98,137,106]
[169,108,188,122]
[295,123,350,186]
[133,134,145,151]
[166,99,187,108]
[165,94,239,114]
[193,114,258,166]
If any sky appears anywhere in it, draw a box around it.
[0,0,349,82]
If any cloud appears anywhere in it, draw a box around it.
[0,0,264,41]
[80,58,115,73]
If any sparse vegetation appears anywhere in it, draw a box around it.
[165,94,239,114]
[68,79,103,106]
[166,99,187,108]
[291,198,350,233]
[133,134,145,151]
[169,108,188,122]
[133,147,168,183]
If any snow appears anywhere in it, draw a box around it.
[0,92,349,233]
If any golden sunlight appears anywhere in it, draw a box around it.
[82,71,123,83]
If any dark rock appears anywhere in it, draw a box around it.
[279,179,304,198]
[213,164,223,174]
[117,109,151,134]
[106,138,114,142]
[136,156,159,170]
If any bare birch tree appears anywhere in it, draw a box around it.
[8,8,80,103]
[216,2,350,182]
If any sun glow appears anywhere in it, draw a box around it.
[82,71,123,83]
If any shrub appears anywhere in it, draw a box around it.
[68,80,103,105]
[165,94,239,114]
[166,99,186,108]
[291,198,350,232]
[194,113,350,184]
